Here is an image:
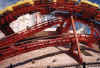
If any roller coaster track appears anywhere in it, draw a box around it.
[0,17,63,48]
[0,1,100,64]
[0,34,96,62]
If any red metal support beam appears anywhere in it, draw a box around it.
[0,1,99,64]
[0,34,96,62]
[70,15,82,64]
[62,18,72,33]
[0,18,63,48]
[90,22,95,37]
[56,17,64,34]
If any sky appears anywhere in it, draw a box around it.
[88,0,100,4]
[0,0,19,10]
[0,0,100,10]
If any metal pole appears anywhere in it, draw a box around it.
[83,62,86,68]
[70,16,82,63]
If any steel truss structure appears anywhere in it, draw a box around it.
[0,0,100,64]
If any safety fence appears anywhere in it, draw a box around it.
[48,62,100,68]
[7,62,100,68]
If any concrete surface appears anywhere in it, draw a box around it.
[0,46,100,68]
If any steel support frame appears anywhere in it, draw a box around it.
[0,1,99,64]
[70,16,82,63]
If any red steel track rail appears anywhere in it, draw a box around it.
[0,1,100,64]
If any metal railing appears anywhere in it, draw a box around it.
[7,62,100,68]
[49,62,100,68]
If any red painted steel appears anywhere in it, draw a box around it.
[0,1,100,64]
[0,34,95,61]
[0,18,63,48]
[70,16,82,63]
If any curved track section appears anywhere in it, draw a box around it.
[0,0,100,63]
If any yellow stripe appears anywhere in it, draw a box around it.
[0,0,99,15]
[53,0,57,2]
[0,0,34,15]
[81,0,99,7]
